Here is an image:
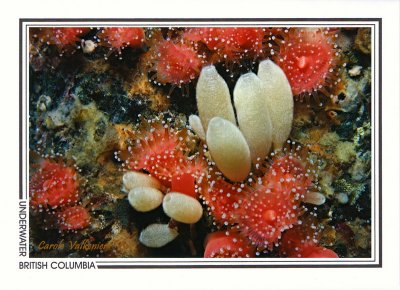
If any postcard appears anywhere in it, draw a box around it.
[19,20,380,270]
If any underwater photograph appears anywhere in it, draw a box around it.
[27,25,373,259]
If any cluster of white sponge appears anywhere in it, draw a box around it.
[190,60,293,182]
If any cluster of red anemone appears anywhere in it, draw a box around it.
[30,26,344,104]
[147,27,268,87]
[123,120,338,258]
[31,27,90,54]
[29,159,90,231]
[200,149,338,258]
[147,27,343,105]
[31,27,145,56]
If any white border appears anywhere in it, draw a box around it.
[1,1,399,290]
[21,20,379,267]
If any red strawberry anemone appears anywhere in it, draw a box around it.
[275,28,344,104]
[148,39,204,87]
[57,205,90,231]
[233,154,312,250]
[30,160,79,209]
[200,145,319,252]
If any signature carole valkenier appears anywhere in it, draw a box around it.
[38,239,109,251]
